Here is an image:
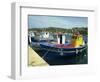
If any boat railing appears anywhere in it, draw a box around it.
[32,45,87,55]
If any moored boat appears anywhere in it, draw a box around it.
[39,32,87,56]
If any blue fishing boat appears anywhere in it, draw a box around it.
[39,32,87,57]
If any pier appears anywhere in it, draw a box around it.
[28,46,49,66]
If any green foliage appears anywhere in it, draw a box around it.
[28,27,88,35]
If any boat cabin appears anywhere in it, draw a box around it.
[71,33,85,47]
[41,32,50,39]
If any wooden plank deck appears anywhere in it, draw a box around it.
[28,46,49,66]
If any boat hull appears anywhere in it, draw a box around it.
[39,43,87,57]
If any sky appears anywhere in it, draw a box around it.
[28,15,88,29]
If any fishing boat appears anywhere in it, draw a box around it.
[28,31,36,44]
[39,32,87,56]
[28,31,55,48]
[39,32,54,42]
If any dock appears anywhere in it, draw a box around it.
[28,46,49,66]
